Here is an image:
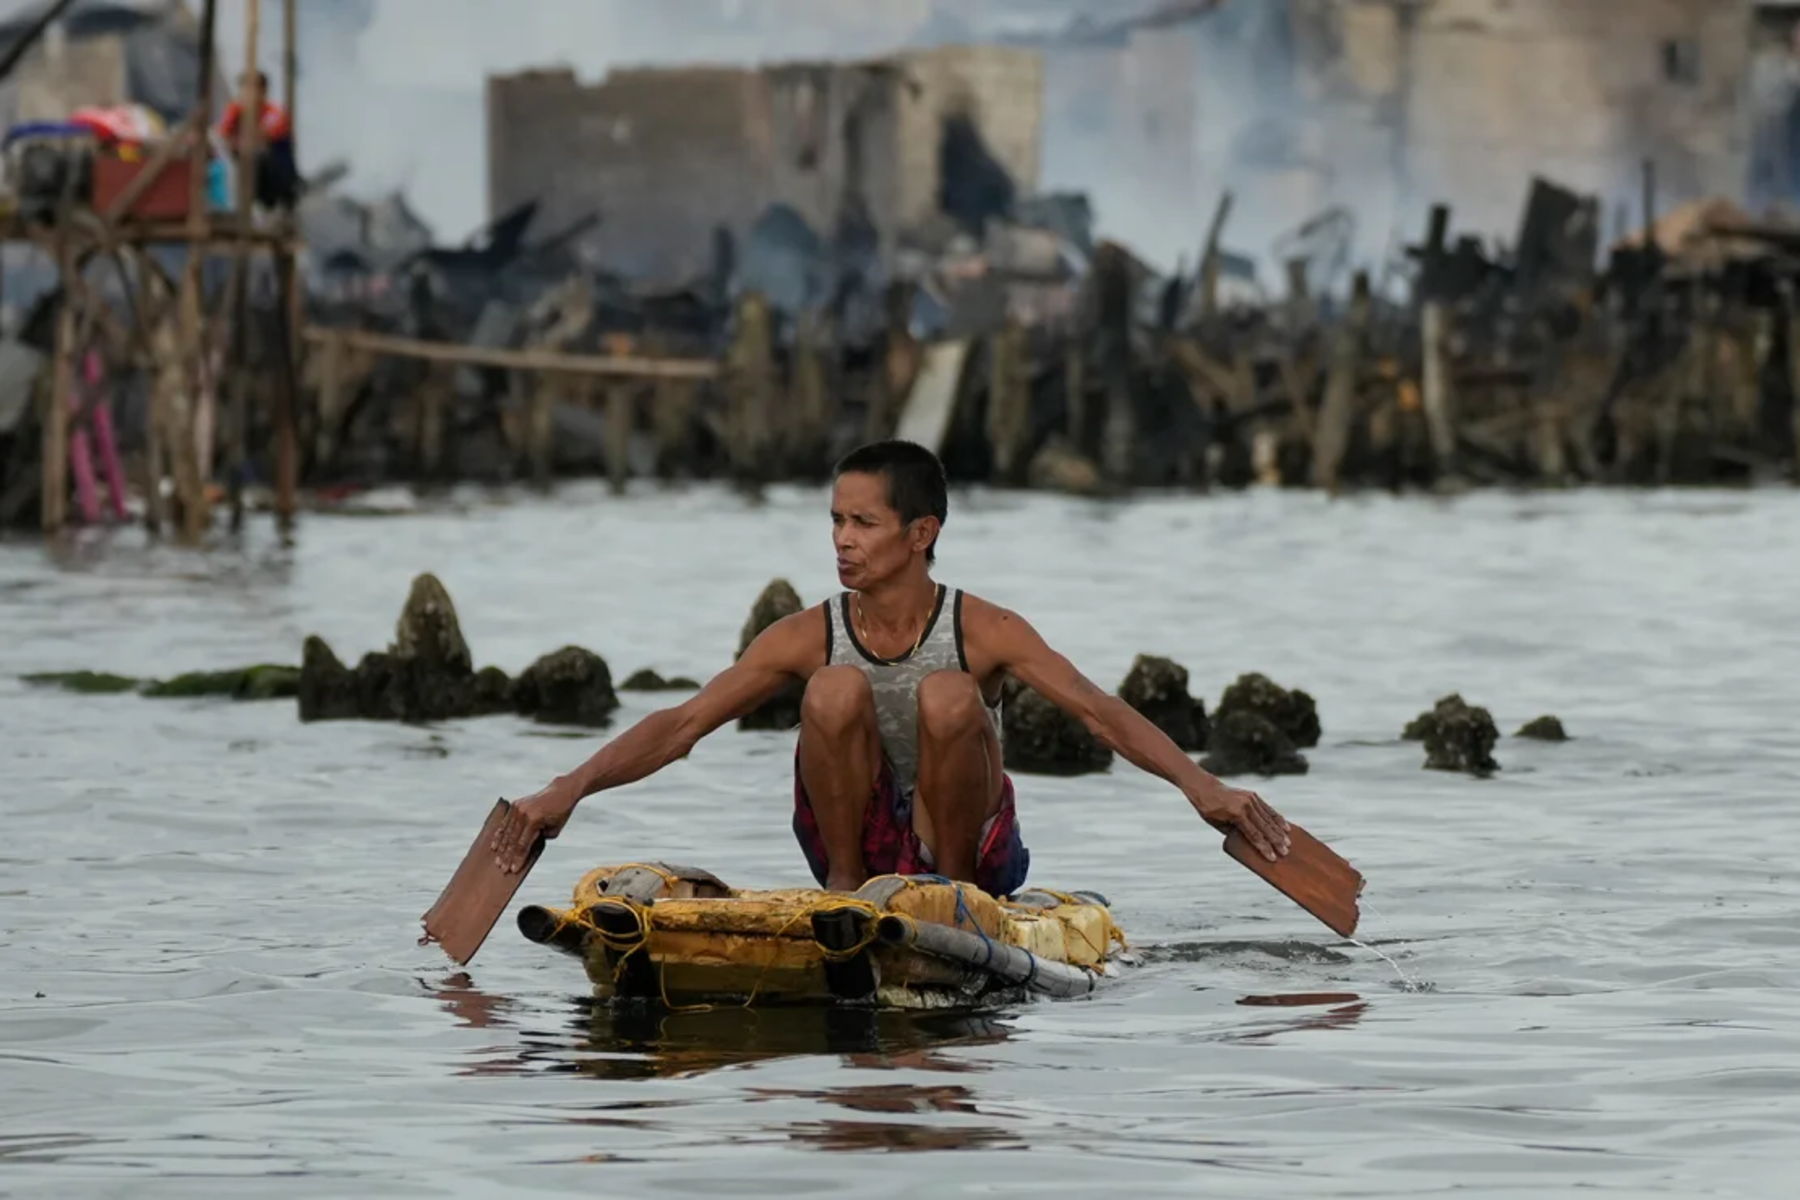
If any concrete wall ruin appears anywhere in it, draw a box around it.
[485,44,1043,284]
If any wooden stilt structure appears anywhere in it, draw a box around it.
[11,0,304,540]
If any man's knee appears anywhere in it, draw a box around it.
[917,671,985,741]
[801,665,874,737]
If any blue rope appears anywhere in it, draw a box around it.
[951,883,1001,969]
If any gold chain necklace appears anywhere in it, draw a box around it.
[854,586,936,661]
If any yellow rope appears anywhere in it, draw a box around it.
[611,862,684,892]
[813,901,886,962]
[739,897,884,1008]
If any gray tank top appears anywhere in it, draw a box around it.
[825,585,1003,798]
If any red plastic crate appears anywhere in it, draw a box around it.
[90,148,197,220]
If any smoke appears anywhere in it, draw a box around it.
[19,1,1722,285]
[197,0,1390,277]
[214,0,1237,262]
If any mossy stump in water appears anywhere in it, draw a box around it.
[1407,694,1500,775]
[1515,715,1569,741]
[23,670,141,694]
[387,573,477,723]
[1200,709,1309,777]
[471,666,515,716]
[1215,672,1320,749]
[621,668,701,692]
[737,579,805,731]
[1403,693,1465,740]
[1001,677,1112,776]
[297,573,614,727]
[27,667,299,700]
[141,665,300,700]
[1118,654,1208,751]
[513,647,619,728]
[299,636,361,721]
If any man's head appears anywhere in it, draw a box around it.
[241,70,269,100]
[829,440,948,589]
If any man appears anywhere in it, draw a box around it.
[216,70,299,210]
[494,440,1290,890]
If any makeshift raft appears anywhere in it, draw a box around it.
[517,862,1131,1010]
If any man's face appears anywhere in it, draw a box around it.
[830,471,928,590]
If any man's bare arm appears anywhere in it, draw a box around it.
[964,596,1290,861]
[492,608,821,869]
[562,608,818,798]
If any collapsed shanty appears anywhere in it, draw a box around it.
[5,0,1800,535]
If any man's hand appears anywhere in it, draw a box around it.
[491,777,581,873]
[1190,781,1292,862]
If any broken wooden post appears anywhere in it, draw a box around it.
[866,281,915,444]
[1312,271,1371,492]
[1786,285,1800,484]
[987,315,1030,484]
[1417,205,1458,483]
[1064,339,1086,452]
[1199,190,1235,320]
[646,334,691,479]
[1277,350,1317,479]
[189,0,217,234]
[172,270,209,541]
[1531,343,1571,486]
[270,252,300,531]
[416,363,448,482]
[134,255,168,536]
[727,291,776,483]
[42,250,74,534]
[163,0,216,542]
[233,0,264,228]
[312,327,345,473]
[1285,257,1313,324]
[1659,288,1714,485]
[1421,301,1455,477]
[605,380,631,494]
[528,373,557,488]
[1093,241,1135,487]
[791,312,833,475]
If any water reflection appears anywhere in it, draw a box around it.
[428,973,1016,1082]
[557,1001,1014,1082]
[429,972,517,1030]
[779,1116,1025,1153]
[751,1082,1025,1152]
[1228,991,1369,1040]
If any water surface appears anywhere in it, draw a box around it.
[3,483,1797,1198]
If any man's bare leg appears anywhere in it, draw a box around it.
[913,671,1005,884]
[798,666,882,892]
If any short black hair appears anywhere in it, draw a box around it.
[833,440,948,563]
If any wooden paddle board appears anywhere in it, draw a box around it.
[419,799,546,966]
[1222,821,1363,938]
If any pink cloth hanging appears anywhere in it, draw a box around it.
[66,348,129,524]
